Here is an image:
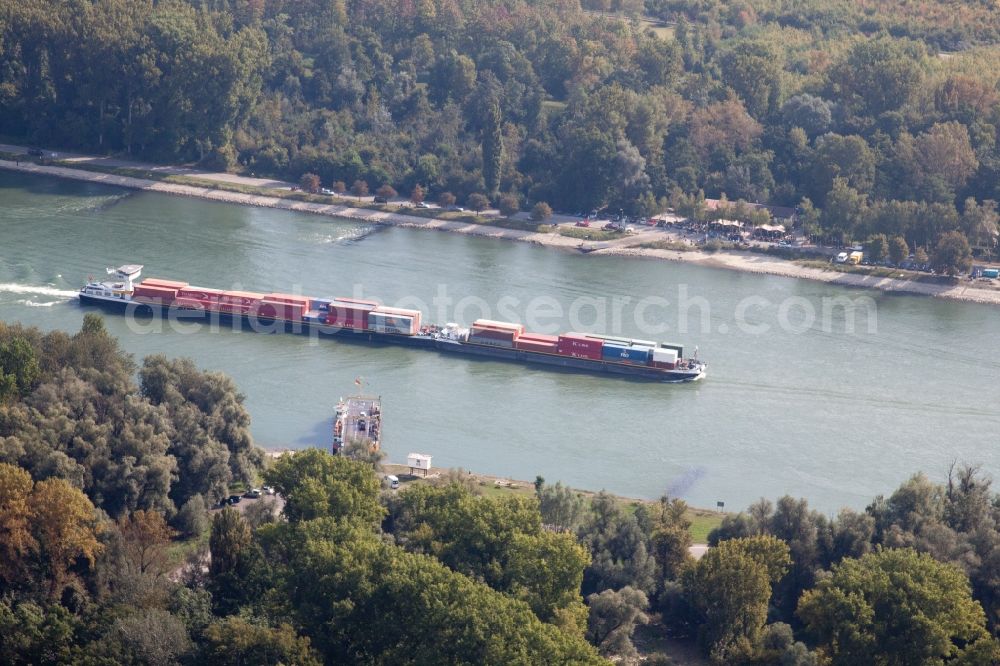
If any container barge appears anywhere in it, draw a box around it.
[79,265,706,382]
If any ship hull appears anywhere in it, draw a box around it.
[79,295,704,383]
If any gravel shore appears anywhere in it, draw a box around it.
[5,158,999,306]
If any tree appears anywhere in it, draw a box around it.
[798,548,1000,665]
[781,94,833,137]
[498,193,520,217]
[719,41,783,119]
[649,496,693,584]
[391,483,588,623]
[578,493,656,596]
[865,234,889,264]
[375,184,397,200]
[0,463,37,585]
[482,100,503,198]
[537,481,586,532]
[175,495,208,538]
[140,355,261,508]
[931,231,973,276]
[0,337,41,401]
[332,181,346,195]
[437,191,456,208]
[209,508,252,579]
[31,478,103,599]
[467,193,489,213]
[821,178,867,243]
[531,201,553,221]
[117,509,175,578]
[200,617,321,666]
[409,184,425,205]
[0,599,78,665]
[961,198,999,258]
[263,448,384,525]
[828,36,925,117]
[586,586,650,660]
[350,179,369,199]
[103,608,193,664]
[810,134,876,202]
[914,122,979,194]
[208,507,269,614]
[888,236,909,265]
[683,535,791,663]
[299,173,320,194]
[276,521,604,664]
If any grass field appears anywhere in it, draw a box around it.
[558,226,625,241]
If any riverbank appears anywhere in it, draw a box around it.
[3,157,999,306]
[266,449,723,542]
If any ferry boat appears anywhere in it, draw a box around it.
[79,265,706,383]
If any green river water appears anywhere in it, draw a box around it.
[1,170,997,512]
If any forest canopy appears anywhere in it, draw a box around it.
[2,0,1000,255]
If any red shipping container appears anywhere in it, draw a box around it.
[470,327,517,341]
[518,332,558,343]
[255,300,304,321]
[374,306,422,330]
[178,287,223,303]
[141,278,189,290]
[132,285,177,302]
[651,361,676,370]
[173,297,207,311]
[218,302,251,315]
[266,293,310,308]
[325,308,369,329]
[472,319,525,335]
[515,340,558,353]
[333,297,379,307]
[222,290,264,306]
[557,334,603,360]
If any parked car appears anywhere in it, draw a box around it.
[262,485,275,495]
[227,494,242,505]
[575,220,591,227]
[373,196,388,203]
[449,205,466,212]
[27,148,44,157]
[320,188,334,195]
[243,488,261,499]
[415,201,430,209]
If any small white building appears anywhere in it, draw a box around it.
[407,453,432,477]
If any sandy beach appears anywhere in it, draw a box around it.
[4,158,999,306]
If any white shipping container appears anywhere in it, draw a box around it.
[652,348,678,364]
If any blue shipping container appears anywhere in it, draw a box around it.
[601,344,651,363]
[310,299,333,311]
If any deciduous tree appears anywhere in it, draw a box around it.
[798,548,999,665]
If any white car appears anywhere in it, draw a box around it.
[835,252,849,263]
[416,201,430,209]
[320,188,334,195]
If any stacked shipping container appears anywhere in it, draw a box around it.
[602,344,652,364]
[514,332,558,353]
[556,333,604,359]
[132,284,178,305]
[325,298,378,330]
[126,280,686,373]
[469,319,523,348]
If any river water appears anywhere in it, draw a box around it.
[1,170,997,513]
